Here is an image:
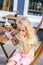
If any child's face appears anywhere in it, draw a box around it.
[17,23,26,37]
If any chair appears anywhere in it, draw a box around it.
[7,18,43,62]
[0,17,43,63]
[35,18,43,33]
[30,41,43,65]
[8,18,43,61]
[30,18,43,65]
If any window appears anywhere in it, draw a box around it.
[28,0,43,16]
[0,0,14,11]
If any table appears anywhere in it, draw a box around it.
[0,25,17,61]
[0,35,16,60]
[2,15,23,29]
[0,26,9,59]
[2,15,22,20]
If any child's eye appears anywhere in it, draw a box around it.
[18,29,20,31]
[22,30,25,32]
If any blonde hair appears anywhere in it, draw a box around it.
[16,17,38,44]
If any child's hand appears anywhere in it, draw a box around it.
[18,35,26,44]
[7,35,12,40]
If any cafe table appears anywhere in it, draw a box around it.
[2,15,23,20]
[0,26,16,60]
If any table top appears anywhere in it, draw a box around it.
[2,15,22,20]
[0,36,9,44]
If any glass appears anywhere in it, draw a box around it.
[15,13,17,17]
[13,10,19,17]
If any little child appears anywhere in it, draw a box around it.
[6,17,38,65]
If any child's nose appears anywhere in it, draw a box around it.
[20,30,22,33]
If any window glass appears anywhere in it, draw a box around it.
[28,0,43,16]
[0,0,14,11]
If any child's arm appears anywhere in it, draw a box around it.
[21,38,32,54]
[23,42,32,54]
[18,35,32,54]
[11,29,18,36]
[11,37,19,46]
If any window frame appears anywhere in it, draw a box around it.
[23,0,43,16]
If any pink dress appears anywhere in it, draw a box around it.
[9,50,34,65]
[9,38,35,65]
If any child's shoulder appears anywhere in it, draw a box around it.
[26,38,35,44]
